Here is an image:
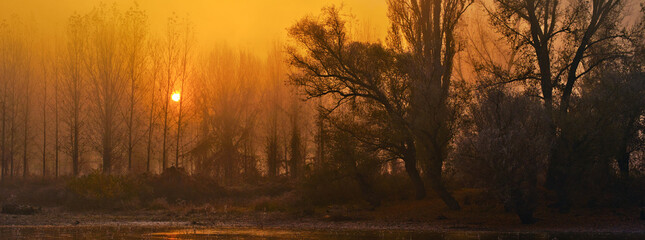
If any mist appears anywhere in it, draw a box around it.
[0,0,644,239]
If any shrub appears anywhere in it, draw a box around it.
[149,167,225,203]
[454,88,550,224]
[67,170,150,209]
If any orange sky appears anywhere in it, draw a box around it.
[0,0,389,55]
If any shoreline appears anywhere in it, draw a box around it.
[1,209,644,234]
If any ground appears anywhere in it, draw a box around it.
[1,195,643,233]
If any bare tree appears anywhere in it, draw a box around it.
[53,51,61,178]
[0,18,34,179]
[265,43,286,178]
[160,15,181,171]
[387,0,472,210]
[145,40,161,173]
[485,0,636,210]
[192,47,261,182]
[21,36,32,178]
[0,20,11,180]
[175,19,193,168]
[84,5,126,175]
[121,5,148,173]
[287,93,303,179]
[455,88,550,224]
[288,3,470,209]
[40,41,49,178]
[62,13,87,176]
[0,19,9,180]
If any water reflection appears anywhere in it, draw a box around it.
[0,226,643,239]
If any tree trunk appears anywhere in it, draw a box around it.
[23,75,30,178]
[102,123,112,175]
[545,137,572,212]
[1,84,6,181]
[354,172,381,208]
[427,168,461,210]
[42,77,46,179]
[161,83,170,171]
[54,82,59,178]
[618,142,630,180]
[403,142,426,200]
[422,131,460,210]
[72,116,79,176]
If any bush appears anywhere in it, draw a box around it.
[65,167,227,209]
[454,88,550,224]
[148,167,226,203]
[67,170,150,209]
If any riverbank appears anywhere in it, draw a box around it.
[1,198,643,233]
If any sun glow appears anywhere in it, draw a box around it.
[171,92,181,102]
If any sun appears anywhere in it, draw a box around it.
[171,92,181,102]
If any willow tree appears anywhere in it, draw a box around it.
[289,2,470,209]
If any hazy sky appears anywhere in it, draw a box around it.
[0,0,389,55]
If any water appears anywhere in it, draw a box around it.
[0,226,643,239]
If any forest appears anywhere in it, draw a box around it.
[0,0,644,229]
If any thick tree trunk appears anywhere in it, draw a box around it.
[403,142,426,200]
[427,166,461,210]
[419,110,461,210]
[513,188,537,224]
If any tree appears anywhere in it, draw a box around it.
[288,96,304,179]
[0,17,35,179]
[288,4,469,209]
[121,5,148,173]
[53,51,61,178]
[62,13,88,176]
[145,40,161,173]
[387,0,472,210]
[40,40,49,179]
[84,5,127,175]
[174,19,193,169]
[192,47,261,182]
[160,15,181,171]
[455,88,550,224]
[485,0,639,210]
[264,43,286,178]
[288,6,423,202]
[21,33,32,178]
